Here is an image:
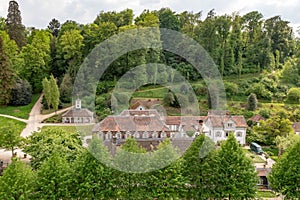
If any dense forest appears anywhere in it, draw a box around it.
[1,1,300,112]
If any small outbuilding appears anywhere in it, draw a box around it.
[62,98,94,124]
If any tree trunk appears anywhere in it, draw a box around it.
[11,147,14,157]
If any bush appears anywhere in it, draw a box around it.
[224,82,238,97]
[9,78,32,106]
[259,109,270,119]
[286,88,300,104]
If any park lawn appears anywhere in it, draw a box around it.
[0,94,40,119]
[256,191,277,198]
[0,117,26,134]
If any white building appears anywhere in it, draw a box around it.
[203,111,247,145]
[62,98,94,124]
[166,110,247,145]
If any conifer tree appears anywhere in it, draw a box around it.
[5,0,26,48]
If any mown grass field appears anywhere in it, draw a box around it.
[0,94,40,119]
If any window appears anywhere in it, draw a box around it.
[236,132,242,137]
[225,132,229,137]
[216,131,221,137]
[228,123,233,128]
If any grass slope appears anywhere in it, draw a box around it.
[0,94,40,119]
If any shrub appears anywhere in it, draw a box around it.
[224,82,238,97]
[286,88,300,104]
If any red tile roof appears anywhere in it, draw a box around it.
[92,109,170,133]
[249,114,265,123]
[207,115,248,128]
[130,99,162,110]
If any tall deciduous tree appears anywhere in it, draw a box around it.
[50,74,60,112]
[24,128,83,169]
[269,140,300,198]
[72,138,113,199]
[253,116,293,145]
[5,0,26,48]
[215,134,258,199]
[35,153,73,199]
[42,77,51,109]
[0,159,36,199]
[0,35,15,105]
[0,121,24,156]
[0,30,21,73]
[60,73,73,103]
[181,135,218,199]
[58,29,84,80]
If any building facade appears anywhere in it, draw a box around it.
[62,98,94,124]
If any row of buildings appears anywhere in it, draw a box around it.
[63,99,248,146]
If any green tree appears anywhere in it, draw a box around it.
[253,116,293,145]
[112,137,149,199]
[35,153,73,199]
[48,18,60,37]
[0,159,35,199]
[24,128,83,169]
[0,30,21,73]
[58,29,84,80]
[72,138,113,199]
[281,59,299,85]
[269,140,300,198]
[20,30,51,92]
[42,77,51,109]
[5,0,26,48]
[275,134,300,156]
[247,93,258,111]
[49,74,60,112]
[158,8,180,31]
[0,35,15,105]
[147,139,185,199]
[181,135,218,199]
[0,121,24,157]
[216,134,258,199]
[59,73,73,103]
[94,9,134,28]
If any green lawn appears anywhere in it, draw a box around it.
[0,117,26,134]
[243,149,265,163]
[256,191,277,198]
[0,94,40,119]
[133,87,168,99]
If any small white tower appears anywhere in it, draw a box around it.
[75,98,82,109]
